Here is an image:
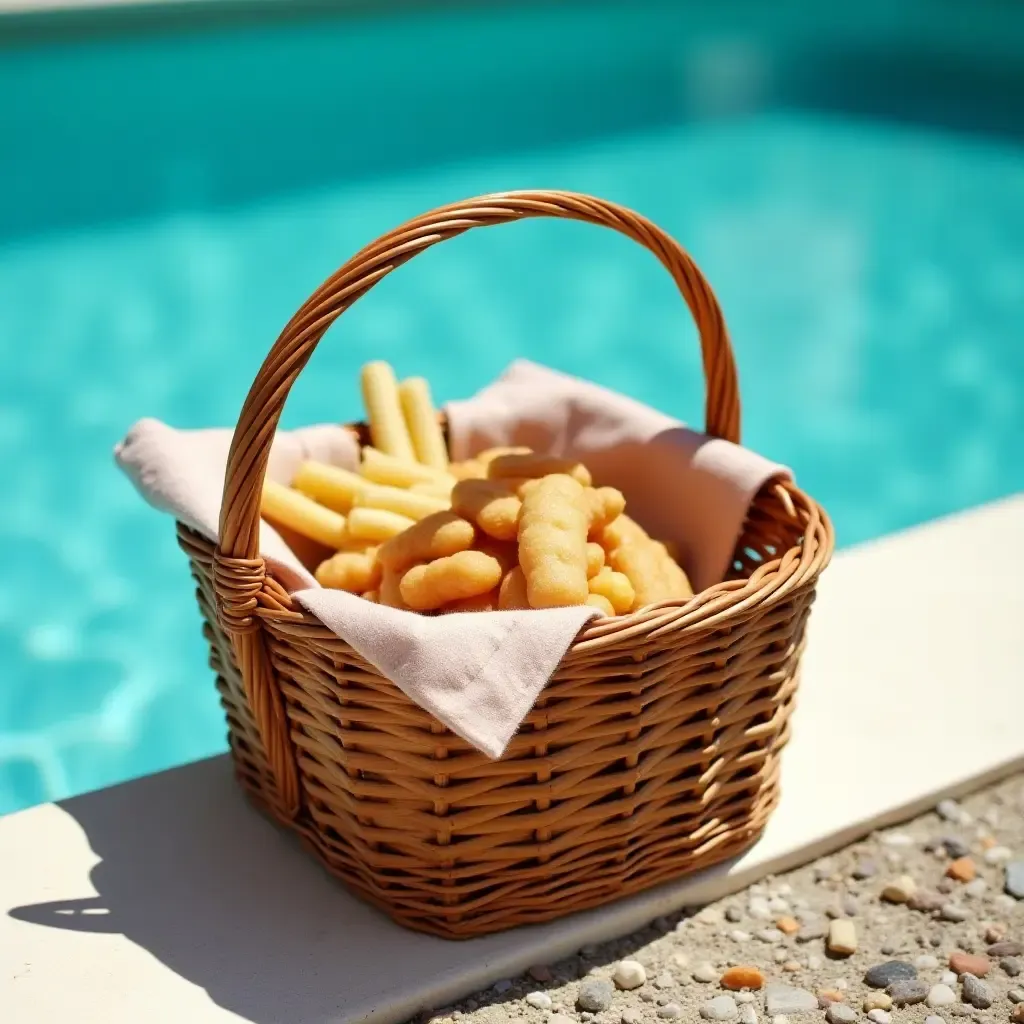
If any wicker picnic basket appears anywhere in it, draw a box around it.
[177,191,834,939]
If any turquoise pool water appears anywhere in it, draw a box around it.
[1,2,1023,815]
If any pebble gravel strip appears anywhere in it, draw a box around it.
[413,775,1024,1024]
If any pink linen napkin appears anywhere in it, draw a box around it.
[115,360,788,758]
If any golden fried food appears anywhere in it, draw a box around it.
[584,486,626,535]
[517,474,590,608]
[361,361,416,461]
[353,482,449,521]
[347,506,417,543]
[602,515,692,608]
[449,459,488,481]
[488,452,592,487]
[293,460,368,513]
[451,478,522,542]
[315,549,382,593]
[497,566,530,610]
[398,376,449,470]
[476,446,532,464]
[261,479,348,549]
[585,593,615,617]
[378,565,409,609]
[443,589,499,613]
[361,446,456,490]
[399,550,503,612]
[587,567,635,615]
[377,510,476,571]
[585,541,606,578]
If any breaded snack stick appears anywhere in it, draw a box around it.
[347,507,417,542]
[410,478,456,499]
[379,565,409,609]
[488,452,592,487]
[293,460,369,513]
[361,447,456,490]
[399,551,503,612]
[498,566,530,610]
[587,567,635,615]
[315,549,382,593]
[398,376,449,470]
[377,510,476,571]
[517,474,590,608]
[476,446,532,464]
[442,589,499,613]
[584,486,626,535]
[450,459,488,481]
[261,479,347,550]
[652,541,694,600]
[451,479,522,542]
[354,482,449,521]
[361,361,416,461]
[586,542,606,578]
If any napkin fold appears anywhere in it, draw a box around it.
[115,361,788,758]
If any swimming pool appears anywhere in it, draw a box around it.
[1,1,1022,816]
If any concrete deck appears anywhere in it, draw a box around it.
[2,494,1022,1024]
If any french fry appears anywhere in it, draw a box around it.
[315,549,382,593]
[354,482,449,521]
[261,479,348,549]
[378,510,476,571]
[347,506,417,543]
[517,474,590,608]
[398,376,449,470]
[293,460,369,513]
[361,361,416,461]
[361,446,457,490]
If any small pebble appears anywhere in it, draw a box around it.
[757,928,785,944]
[1002,959,1022,978]
[1009,988,1024,1003]
[882,877,918,903]
[938,800,969,824]
[924,1017,946,1024]
[909,890,947,913]
[825,1004,857,1024]
[657,1004,682,1019]
[797,921,828,943]
[772,1017,789,1024]
[984,846,1012,865]
[777,916,800,936]
[1006,862,1024,900]
[943,837,972,859]
[950,953,991,978]
[807,957,823,971]
[853,859,879,880]
[698,908,726,926]
[578,978,615,1012]
[739,1005,758,1024]
[941,904,970,923]
[984,924,1008,943]
[989,943,1024,958]
[880,943,898,957]
[842,895,859,917]
[941,971,959,986]
[818,990,844,1004]
[866,962,918,988]
[672,953,690,970]
[621,1011,642,1024]
[997,895,1019,910]
[721,967,765,991]
[828,919,858,957]
[917,955,941,970]
[700,996,739,1020]
[927,984,958,1008]
[525,992,553,1010]
[654,972,675,990]
[888,980,929,1006]
[774,950,789,964]
[695,964,719,984]
[965,880,988,899]
[749,897,773,920]
[549,1015,576,1024]
[493,979,513,994]
[783,962,801,973]
[947,858,977,882]
[961,974,993,1009]
[730,930,753,942]
[764,984,818,1016]
[769,897,791,914]
[612,961,647,991]
[864,994,894,1012]
[726,906,744,923]
[882,832,914,847]
[736,992,756,1004]
[867,1011,892,1024]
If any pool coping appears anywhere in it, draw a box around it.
[2,492,1022,1023]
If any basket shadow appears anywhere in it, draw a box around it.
[5,755,476,1024]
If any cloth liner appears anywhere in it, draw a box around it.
[115,360,788,758]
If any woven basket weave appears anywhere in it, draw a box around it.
[178,191,834,939]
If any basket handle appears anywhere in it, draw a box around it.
[212,190,741,818]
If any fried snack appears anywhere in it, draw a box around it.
[379,565,409,609]
[354,482,449,521]
[398,376,449,470]
[587,567,635,615]
[451,479,522,542]
[586,541,606,578]
[261,479,348,549]
[601,515,692,608]
[377,510,476,571]
[363,589,379,603]
[497,566,530,610]
[517,474,590,608]
[584,486,626,535]
[475,538,519,574]
[361,447,456,490]
[361,361,416,461]
[315,549,382,593]
[449,459,488,481]
[411,478,455,499]
[399,550,503,612]
[347,506,417,543]
[476,446,532,464]
[585,593,615,617]
[293,460,368,513]
[488,452,592,487]
[442,589,499,613]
